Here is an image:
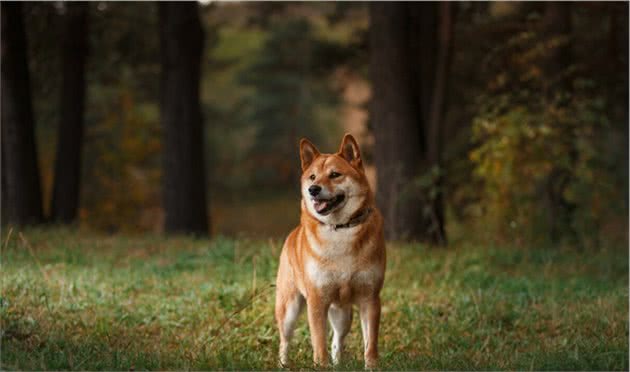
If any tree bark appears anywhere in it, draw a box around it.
[158,2,209,235]
[370,2,453,244]
[1,2,44,226]
[425,2,454,246]
[51,2,89,223]
[370,2,424,241]
[427,2,453,167]
[410,2,437,150]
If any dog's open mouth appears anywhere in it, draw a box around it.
[312,194,345,215]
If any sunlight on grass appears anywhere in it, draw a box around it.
[1,228,627,370]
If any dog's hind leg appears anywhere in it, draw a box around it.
[276,288,305,367]
[328,304,352,365]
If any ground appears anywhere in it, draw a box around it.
[1,228,627,370]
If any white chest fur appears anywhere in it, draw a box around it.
[306,224,356,258]
[304,226,383,291]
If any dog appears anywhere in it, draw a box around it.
[275,134,386,369]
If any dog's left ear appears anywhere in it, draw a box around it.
[300,138,320,171]
[338,133,363,169]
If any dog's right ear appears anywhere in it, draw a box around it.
[300,138,320,171]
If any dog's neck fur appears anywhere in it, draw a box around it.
[327,206,372,230]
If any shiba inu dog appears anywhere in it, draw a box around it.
[275,134,386,369]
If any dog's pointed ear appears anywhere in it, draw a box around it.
[300,138,320,171]
[338,133,363,169]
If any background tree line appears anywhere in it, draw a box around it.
[1,1,627,248]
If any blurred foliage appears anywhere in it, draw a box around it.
[81,87,161,232]
[470,83,622,247]
[83,3,161,232]
[202,4,361,195]
[238,18,350,188]
[25,2,162,232]
[24,2,361,232]
[19,2,628,243]
[464,4,628,247]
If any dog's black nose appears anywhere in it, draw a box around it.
[308,185,322,196]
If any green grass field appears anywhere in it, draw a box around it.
[1,228,627,370]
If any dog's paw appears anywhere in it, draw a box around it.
[364,358,378,370]
[278,359,290,369]
[278,352,290,369]
[313,358,330,370]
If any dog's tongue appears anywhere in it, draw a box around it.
[314,200,329,212]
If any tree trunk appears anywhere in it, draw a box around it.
[425,2,454,246]
[427,2,454,167]
[370,2,452,244]
[370,2,424,241]
[410,2,437,149]
[51,2,89,224]
[158,2,209,235]
[1,2,44,226]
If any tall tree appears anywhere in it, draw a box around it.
[419,2,454,245]
[158,2,209,235]
[370,2,453,244]
[51,2,89,223]
[1,2,44,226]
[370,2,424,242]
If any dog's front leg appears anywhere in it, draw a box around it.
[360,295,381,369]
[307,295,330,366]
[329,304,352,365]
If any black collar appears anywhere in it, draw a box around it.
[328,207,372,230]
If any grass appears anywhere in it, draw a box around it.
[0,227,627,370]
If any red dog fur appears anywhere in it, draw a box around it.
[275,134,386,369]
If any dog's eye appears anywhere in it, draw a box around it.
[329,171,341,179]
[309,174,316,181]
